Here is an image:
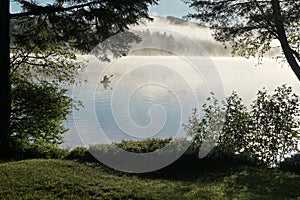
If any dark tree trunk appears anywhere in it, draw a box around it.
[0,0,11,150]
[271,0,300,81]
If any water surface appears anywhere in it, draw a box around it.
[62,56,300,148]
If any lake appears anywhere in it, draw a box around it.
[61,55,300,148]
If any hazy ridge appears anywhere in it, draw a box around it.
[128,16,280,57]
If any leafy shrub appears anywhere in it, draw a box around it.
[88,138,183,156]
[12,139,68,160]
[10,75,81,146]
[184,85,300,167]
[184,92,251,159]
[116,138,172,153]
[220,92,252,155]
[65,147,95,162]
[183,94,225,156]
[86,138,193,170]
[250,85,300,166]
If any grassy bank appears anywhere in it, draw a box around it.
[0,159,299,199]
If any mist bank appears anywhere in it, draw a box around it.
[126,16,280,57]
[129,31,232,56]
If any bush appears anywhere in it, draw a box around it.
[11,140,68,160]
[85,138,196,171]
[65,147,95,162]
[184,92,251,160]
[219,92,252,155]
[116,138,172,153]
[250,85,300,166]
[10,75,80,146]
[184,85,300,167]
[183,94,225,155]
[88,138,187,156]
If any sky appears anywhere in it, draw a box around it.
[149,0,191,17]
[10,0,192,18]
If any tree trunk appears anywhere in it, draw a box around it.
[0,0,11,150]
[271,0,300,81]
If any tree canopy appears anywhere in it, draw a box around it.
[183,0,300,79]
[0,0,158,152]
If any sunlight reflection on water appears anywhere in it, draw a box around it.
[61,56,300,148]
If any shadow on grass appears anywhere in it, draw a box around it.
[222,167,300,199]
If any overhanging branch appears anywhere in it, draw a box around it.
[10,1,101,18]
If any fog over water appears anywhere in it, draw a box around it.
[61,16,300,148]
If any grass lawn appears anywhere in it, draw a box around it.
[0,159,299,199]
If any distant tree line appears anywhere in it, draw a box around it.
[130,29,233,56]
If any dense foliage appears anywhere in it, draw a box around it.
[184,85,300,167]
[0,0,159,152]
[10,74,80,147]
[250,86,300,166]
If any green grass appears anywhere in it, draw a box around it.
[0,159,299,200]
